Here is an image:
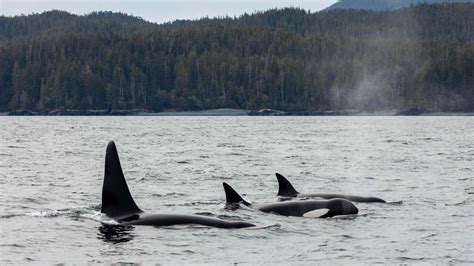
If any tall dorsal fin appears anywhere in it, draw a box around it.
[223,183,252,206]
[101,141,143,221]
[276,173,299,197]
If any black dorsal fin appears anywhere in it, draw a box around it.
[223,183,252,206]
[101,141,143,220]
[276,173,299,197]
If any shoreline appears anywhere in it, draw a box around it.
[1,108,473,116]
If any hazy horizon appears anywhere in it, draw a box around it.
[1,0,338,24]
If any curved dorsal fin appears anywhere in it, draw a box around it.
[223,183,252,206]
[276,173,299,197]
[101,141,143,220]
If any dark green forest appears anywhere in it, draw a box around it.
[325,0,473,11]
[0,3,473,113]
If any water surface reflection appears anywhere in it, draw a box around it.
[97,224,135,244]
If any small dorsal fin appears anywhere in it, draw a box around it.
[275,173,299,197]
[223,183,252,206]
[101,141,143,221]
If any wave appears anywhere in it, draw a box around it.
[0,205,112,222]
[387,200,403,205]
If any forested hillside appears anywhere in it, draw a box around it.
[326,0,473,11]
[0,4,473,113]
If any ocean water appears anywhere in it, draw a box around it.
[0,116,473,264]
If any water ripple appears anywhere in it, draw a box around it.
[0,116,473,264]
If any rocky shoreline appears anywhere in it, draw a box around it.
[2,107,473,116]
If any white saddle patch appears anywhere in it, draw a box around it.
[303,208,330,218]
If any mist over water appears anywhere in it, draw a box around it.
[0,117,473,264]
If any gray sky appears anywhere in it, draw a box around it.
[1,0,338,24]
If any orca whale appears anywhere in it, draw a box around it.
[100,141,255,228]
[276,173,386,203]
[223,183,358,218]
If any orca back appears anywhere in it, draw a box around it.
[101,141,143,221]
[276,173,298,197]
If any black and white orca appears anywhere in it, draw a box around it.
[276,173,386,203]
[100,141,255,228]
[223,183,358,218]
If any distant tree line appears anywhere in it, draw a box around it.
[324,0,473,11]
[0,3,472,113]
